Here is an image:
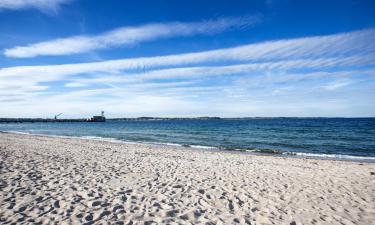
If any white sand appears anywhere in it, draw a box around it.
[0,132,374,225]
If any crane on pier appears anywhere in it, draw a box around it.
[54,113,63,120]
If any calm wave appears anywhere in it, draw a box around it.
[1,118,374,160]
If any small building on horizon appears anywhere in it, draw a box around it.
[90,111,106,122]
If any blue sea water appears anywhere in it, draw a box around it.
[1,118,375,160]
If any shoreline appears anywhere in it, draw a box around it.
[2,130,375,164]
[1,132,375,224]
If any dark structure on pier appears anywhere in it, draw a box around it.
[89,111,106,122]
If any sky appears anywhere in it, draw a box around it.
[0,0,375,118]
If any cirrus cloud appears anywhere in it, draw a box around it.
[0,0,72,13]
[1,28,374,117]
[4,15,261,58]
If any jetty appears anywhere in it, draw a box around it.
[0,111,106,123]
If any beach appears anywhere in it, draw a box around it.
[0,132,374,225]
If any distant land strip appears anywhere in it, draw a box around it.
[1,117,374,123]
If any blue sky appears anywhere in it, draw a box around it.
[0,0,374,118]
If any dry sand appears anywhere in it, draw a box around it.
[0,132,374,225]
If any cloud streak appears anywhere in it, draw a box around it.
[4,15,260,58]
[1,28,374,117]
[2,28,374,77]
[0,0,71,13]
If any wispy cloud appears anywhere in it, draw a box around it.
[323,79,354,91]
[2,28,374,76]
[0,0,71,13]
[4,15,260,58]
[1,28,374,117]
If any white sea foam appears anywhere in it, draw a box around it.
[157,142,182,147]
[5,131,31,135]
[5,131,124,144]
[189,145,218,149]
[80,136,123,143]
[290,152,375,161]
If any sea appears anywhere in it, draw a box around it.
[1,118,374,162]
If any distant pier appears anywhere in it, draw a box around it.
[0,112,106,123]
[0,118,105,123]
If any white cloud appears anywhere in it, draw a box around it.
[323,80,354,91]
[4,15,260,58]
[2,28,374,77]
[0,0,71,13]
[1,28,375,117]
[60,63,375,90]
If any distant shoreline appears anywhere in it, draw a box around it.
[1,116,374,123]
